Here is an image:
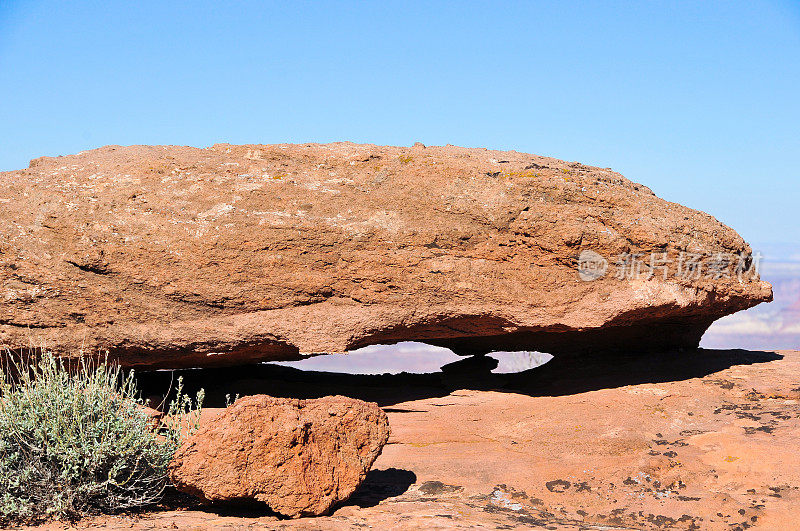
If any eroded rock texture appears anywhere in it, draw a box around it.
[0,143,771,367]
[168,395,390,518]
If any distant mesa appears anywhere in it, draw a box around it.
[0,143,772,368]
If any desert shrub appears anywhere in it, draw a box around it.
[0,351,203,524]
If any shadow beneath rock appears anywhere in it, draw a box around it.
[199,498,281,519]
[155,470,416,518]
[343,468,417,508]
[504,348,783,397]
[136,348,783,408]
[137,363,449,408]
[153,489,281,519]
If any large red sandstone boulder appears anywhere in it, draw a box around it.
[168,395,390,518]
[0,143,771,367]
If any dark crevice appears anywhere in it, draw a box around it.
[0,320,62,329]
[66,260,111,275]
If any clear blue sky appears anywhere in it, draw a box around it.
[1,1,798,247]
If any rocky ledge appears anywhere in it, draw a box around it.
[0,143,771,368]
[30,348,800,530]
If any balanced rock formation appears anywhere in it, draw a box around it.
[0,143,771,367]
[168,395,390,518]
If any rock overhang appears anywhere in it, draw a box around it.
[0,142,772,368]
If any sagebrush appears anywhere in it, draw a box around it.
[0,351,203,524]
